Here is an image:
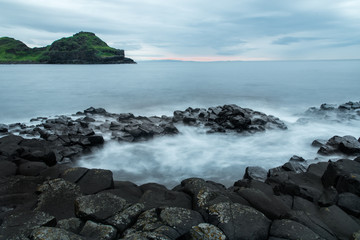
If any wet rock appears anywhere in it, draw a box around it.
[57,217,84,234]
[208,202,271,240]
[270,219,322,240]
[243,166,267,181]
[287,210,337,240]
[75,192,127,221]
[0,160,17,177]
[312,139,327,147]
[79,220,117,240]
[337,192,360,217]
[267,172,324,202]
[19,138,57,166]
[235,187,290,220]
[61,167,88,183]
[319,205,360,240]
[173,104,287,134]
[318,186,338,207]
[102,181,143,204]
[0,124,8,133]
[84,107,107,115]
[159,207,204,236]
[307,161,329,178]
[234,179,274,196]
[189,223,226,240]
[0,135,24,157]
[39,164,72,180]
[318,135,360,156]
[76,168,114,194]
[35,179,81,220]
[321,159,360,195]
[0,211,56,239]
[18,161,48,176]
[139,187,192,210]
[105,203,145,233]
[30,226,85,240]
[118,113,135,120]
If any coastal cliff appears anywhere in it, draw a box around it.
[0,32,135,64]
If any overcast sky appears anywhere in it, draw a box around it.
[0,0,359,61]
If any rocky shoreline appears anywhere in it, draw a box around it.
[0,103,360,239]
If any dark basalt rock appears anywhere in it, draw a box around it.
[235,187,290,220]
[303,101,360,123]
[207,202,271,240]
[173,104,287,134]
[30,226,85,240]
[318,135,360,156]
[105,203,144,233]
[75,192,127,221]
[243,166,268,182]
[0,211,56,239]
[269,219,322,239]
[35,179,82,220]
[319,205,360,240]
[189,223,226,240]
[18,161,48,176]
[57,217,84,234]
[321,159,360,195]
[76,168,114,194]
[79,220,117,240]
[0,124,8,133]
[0,160,17,177]
[102,181,143,204]
[337,192,360,217]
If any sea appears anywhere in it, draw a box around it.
[1,60,359,187]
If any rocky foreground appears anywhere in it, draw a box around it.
[0,103,360,239]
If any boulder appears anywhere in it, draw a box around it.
[0,160,17,177]
[0,124,8,133]
[286,210,337,240]
[235,187,290,220]
[76,168,114,194]
[321,159,360,195]
[75,192,127,221]
[61,167,88,183]
[35,179,82,220]
[0,211,56,239]
[19,139,57,166]
[233,179,274,196]
[243,166,267,181]
[18,161,48,176]
[307,162,329,178]
[57,217,84,234]
[207,202,271,240]
[189,223,226,240]
[319,205,360,240]
[318,135,360,156]
[84,107,107,115]
[105,203,145,233]
[79,220,117,240]
[270,219,322,239]
[0,135,24,157]
[102,181,143,204]
[139,187,192,210]
[337,192,360,217]
[30,227,85,240]
[159,207,204,236]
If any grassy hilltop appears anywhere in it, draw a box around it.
[0,32,135,64]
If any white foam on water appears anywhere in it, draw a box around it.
[77,112,360,188]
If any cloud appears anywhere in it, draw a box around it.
[0,0,359,60]
[272,37,321,45]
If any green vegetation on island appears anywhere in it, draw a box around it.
[0,32,135,64]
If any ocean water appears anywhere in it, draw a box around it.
[1,60,359,187]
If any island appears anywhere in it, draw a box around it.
[0,31,135,64]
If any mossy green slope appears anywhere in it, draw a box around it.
[0,32,135,64]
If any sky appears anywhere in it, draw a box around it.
[0,0,359,61]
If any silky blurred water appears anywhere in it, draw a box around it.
[1,60,359,187]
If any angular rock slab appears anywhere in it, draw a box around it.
[75,192,127,221]
[76,168,114,194]
[0,211,56,239]
[30,227,85,240]
[270,219,322,240]
[337,192,360,217]
[35,178,81,220]
[159,207,204,236]
[321,159,360,195]
[207,202,271,240]
[79,220,117,240]
[105,203,145,233]
[190,223,226,240]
